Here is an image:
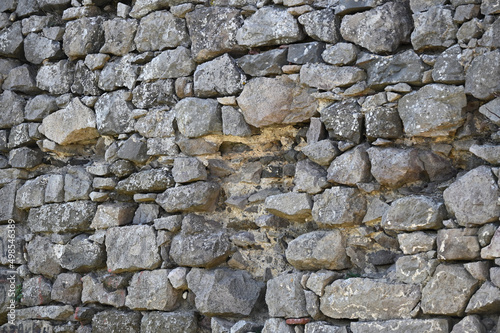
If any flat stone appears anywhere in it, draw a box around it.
[141,312,198,333]
[92,310,141,333]
[194,54,246,98]
[312,186,366,227]
[469,144,500,164]
[479,97,500,125]
[156,181,220,213]
[481,0,500,14]
[23,33,61,65]
[94,90,134,135]
[60,234,106,272]
[294,159,328,194]
[15,305,74,322]
[62,17,104,59]
[437,229,480,260]
[135,10,189,52]
[21,276,52,307]
[465,281,500,314]
[174,97,222,138]
[51,273,82,306]
[398,232,436,255]
[300,63,366,90]
[351,319,449,333]
[411,6,457,51]
[25,95,57,121]
[237,49,287,76]
[382,196,445,231]
[320,100,363,143]
[129,0,169,18]
[298,9,340,43]
[26,236,62,278]
[322,42,358,66]
[327,144,371,186]
[465,50,500,100]
[265,192,312,220]
[8,147,43,169]
[116,168,173,194]
[28,201,96,233]
[266,273,308,318]
[139,46,195,81]
[36,60,74,95]
[287,42,325,64]
[0,22,23,57]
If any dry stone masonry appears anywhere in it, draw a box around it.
[1,0,500,332]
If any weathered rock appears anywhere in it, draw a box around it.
[51,273,82,306]
[300,63,366,90]
[26,236,62,278]
[156,181,220,213]
[132,203,159,224]
[457,18,483,44]
[320,278,421,320]
[186,7,246,62]
[266,273,308,318]
[81,275,126,307]
[116,134,148,164]
[64,167,93,201]
[351,319,449,333]
[2,64,40,94]
[340,2,413,54]
[15,176,46,209]
[327,144,371,186]
[25,95,57,121]
[237,75,317,127]
[382,196,445,231]
[28,201,96,233]
[481,226,500,259]
[15,305,74,321]
[139,46,195,81]
[322,42,358,66]
[265,192,312,220]
[60,234,105,272]
[398,232,436,255]
[0,180,24,222]
[262,318,294,333]
[116,168,174,194]
[187,268,263,316]
[0,90,25,129]
[221,106,252,137]
[410,0,447,12]
[92,310,141,333]
[294,159,328,194]
[132,80,177,109]
[465,281,500,314]
[21,276,52,307]
[172,157,207,183]
[125,269,181,311]
[105,225,161,273]
[236,7,304,47]
[129,0,169,18]
[94,90,134,135]
[287,42,325,64]
[100,18,137,56]
[98,55,138,91]
[36,60,74,95]
[194,54,246,97]
[62,17,104,59]
[312,187,366,227]
[451,315,486,333]
[421,264,479,315]
[135,109,175,138]
[135,11,189,52]
[23,33,61,65]
[411,6,457,51]
[437,229,480,260]
[237,49,287,76]
[481,0,500,14]
[396,253,438,284]
[0,22,23,57]
[141,312,198,333]
[305,322,347,333]
[298,9,340,44]
[432,45,465,84]
[365,106,403,139]
[444,166,500,226]
[398,84,466,137]
[320,100,363,143]
[286,230,349,270]
[368,147,425,187]
[465,50,500,100]
[9,146,43,169]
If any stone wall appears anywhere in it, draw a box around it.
[0,0,500,331]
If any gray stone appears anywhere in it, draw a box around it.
[444,166,500,226]
[479,223,497,247]
[21,276,52,306]
[360,50,426,88]
[465,281,500,314]
[479,17,500,48]
[81,275,126,307]
[382,196,445,231]
[286,230,349,270]
[410,0,447,12]
[421,264,479,315]
[132,80,177,109]
[211,317,232,333]
[351,319,449,333]
[71,60,101,96]
[0,22,23,57]
[23,33,61,65]
[186,7,246,62]
[36,60,74,95]
[132,203,159,224]
[481,0,500,14]
[266,273,308,318]
[147,137,179,156]
[236,7,304,47]
[464,261,490,282]
[479,98,500,126]
[237,49,287,76]
[365,106,403,139]
[340,2,413,54]
[94,90,134,135]
[411,6,457,51]
[231,320,260,333]
[26,236,62,278]
[398,232,436,255]
[300,63,366,90]
[237,75,317,127]
[320,278,421,320]
[135,11,189,52]
[194,54,246,97]
[437,229,480,260]
[15,176,47,209]
[7,122,39,149]
[396,253,438,284]
[40,98,98,145]
[454,4,480,23]
[126,269,181,311]
[168,267,189,289]
[64,167,92,201]
[367,147,425,187]
[98,55,138,91]
[262,318,294,333]
[141,312,198,333]
[222,106,252,137]
[156,181,220,213]
[0,180,23,222]
[139,46,195,81]
[116,134,148,164]
[28,201,96,233]
[312,186,366,227]
[287,42,325,64]
[100,18,137,56]
[298,9,340,44]
[25,95,57,122]
[305,322,347,333]
[91,310,141,333]
[335,0,390,14]
[2,64,40,94]
[327,144,370,186]
[322,42,358,66]
[457,18,483,43]
[63,18,104,59]
[8,147,43,169]
[302,140,339,166]
[451,315,486,333]
[116,168,174,194]
[175,97,222,138]
[105,225,161,273]
[482,226,500,259]
[265,192,312,220]
[187,268,263,316]
[135,108,175,137]
[320,100,363,143]
[51,273,83,306]
[172,157,207,183]
[432,45,465,84]
[60,234,105,272]
[129,0,169,18]
[15,305,74,322]
[0,91,24,129]
[465,50,500,100]
[294,159,328,194]
[492,267,500,287]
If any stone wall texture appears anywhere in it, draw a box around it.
[0,0,500,332]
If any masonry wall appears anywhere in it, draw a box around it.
[1,0,500,331]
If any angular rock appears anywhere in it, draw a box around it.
[15,176,47,209]
[0,90,25,129]
[421,264,479,315]
[129,0,169,18]
[60,235,106,272]
[340,2,413,54]
[23,33,61,65]
[287,42,325,64]
[237,49,287,76]
[28,201,96,233]
[265,192,312,220]
[312,187,366,227]
[141,312,198,333]
[286,230,349,270]
[465,50,500,100]
[437,229,480,260]
[351,319,449,333]
[25,95,57,121]
[98,55,138,91]
[116,134,148,164]
[174,97,222,138]
[126,269,181,311]
[0,22,23,57]
[186,6,246,62]
[81,275,126,307]
[132,203,159,224]
[51,273,83,306]
[398,232,436,255]
[41,98,98,145]
[365,106,403,139]
[36,60,74,95]
[451,315,486,333]
[26,236,62,278]
[172,157,207,183]
[322,42,358,66]
[396,253,438,284]
[64,167,93,201]
[465,281,500,314]
[411,6,457,51]
[92,310,141,333]
[478,97,500,125]
[237,75,317,127]
[262,318,294,333]
[266,273,308,318]
[382,196,445,231]
[135,11,189,52]
[21,276,52,307]
[132,80,177,109]
[294,159,328,194]
[432,45,465,84]
[187,268,263,316]
[15,305,74,321]
[2,64,40,94]
[135,108,175,137]
[139,46,195,81]
[116,168,174,194]
[320,278,421,320]
[62,17,104,59]
[194,54,246,97]
[100,18,137,56]
[0,180,24,222]
[221,106,252,137]
[236,7,304,47]
[300,63,366,90]
[320,99,363,143]
[94,90,134,135]
[481,227,500,259]
[443,166,500,226]
[481,0,500,14]
[105,225,161,273]
[410,0,447,12]
[298,9,340,44]
[156,181,220,213]
[9,147,43,169]
[327,144,371,186]
[71,60,101,96]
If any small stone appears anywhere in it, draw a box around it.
[8,147,43,169]
[168,267,189,290]
[222,106,252,137]
[481,227,500,259]
[322,42,358,66]
[262,318,294,333]
[432,45,465,84]
[172,157,207,183]
[294,159,328,194]
[320,99,363,143]
[287,42,325,64]
[62,17,104,59]
[464,261,490,282]
[139,46,195,81]
[116,134,148,164]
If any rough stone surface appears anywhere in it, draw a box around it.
[0,22,23,57]
[266,273,308,318]
[156,181,220,213]
[36,60,74,95]
[451,315,486,333]
[94,90,134,135]
[294,159,328,194]
[437,229,480,260]
[194,54,246,97]
[237,49,287,76]
[322,42,358,66]
[100,18,138,56]
[482,227,500,259]
[300,63,366,90]
[265,192,312,220]
[432,45,465,84]
[221,106,252,137]
[465,281,500,314]
[398,232,437,255]
[312,187,367,227]
[116,168,174,194]
[411,6,457,51]
[63,18,104,59]
[172,157,207,183]
[135,11,189,52]
[351,319,449,333]
[60,234,105,272]
[51,273,82,306]
[320,100,363,143]
[91,310,141,333]
[298,9,340,44]
[27,201,96,233]
[327,144,371,186]
[465,50,500,100]
[382,196,445,231]
[26,236,62,278]
[139,47,195,81]
[141,312,198,333]
[174,97,222,138]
